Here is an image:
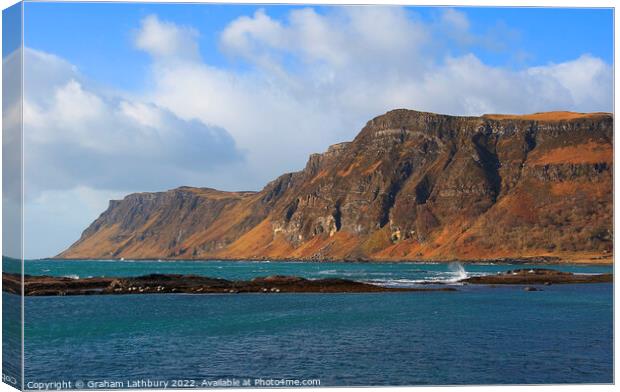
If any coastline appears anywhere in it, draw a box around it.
[47,255,614,265]
[4,268,612,297]
[3,273,456,296]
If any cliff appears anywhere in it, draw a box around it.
[58,110,613,263]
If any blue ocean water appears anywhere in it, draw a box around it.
[3,292,22,388]
[4,259,614,387]
[5,258,614,286]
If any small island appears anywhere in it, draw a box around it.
[3,268,611,297]
[2,273,456,296]
[461,268,613,285]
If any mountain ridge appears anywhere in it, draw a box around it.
[58,109,613,263]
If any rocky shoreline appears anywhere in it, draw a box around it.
[461,268,613,285]
[52,255,613,265]
[2,268,612,296]
[2,273,455,296]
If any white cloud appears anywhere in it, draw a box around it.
[221,7,429,72]
[441,8,470,32]
[119,100,165,129]
[20,48,246,257]
[220,9,288,59]
[527,55,613,112]
[23,47,244,198]
[3,48,23,259]
[134,14,200,61]
[2,48,23,195]
[136,8,612,191]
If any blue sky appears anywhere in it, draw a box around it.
[5,3,614,258]
[24,4,613,91]
[2,2,21,56]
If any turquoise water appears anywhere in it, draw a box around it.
[5,258,614,287]
[3,259,614,387]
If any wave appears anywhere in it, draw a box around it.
[364,270,488,287]
[364,277,465,287]
[448,262,468,280]
[317,269,339,274]
[317,271,397,278]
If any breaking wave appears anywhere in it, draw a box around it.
[447,262,468,282]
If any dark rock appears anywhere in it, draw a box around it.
[463,269,612,285]
[252,275,305,284]
[3,273,457,296]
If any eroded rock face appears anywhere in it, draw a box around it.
[58,110,613,262]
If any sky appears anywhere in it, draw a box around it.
[2,3,613,259]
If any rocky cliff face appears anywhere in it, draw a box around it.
[58,110,613,262]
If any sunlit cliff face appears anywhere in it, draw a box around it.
[59,110,613,263]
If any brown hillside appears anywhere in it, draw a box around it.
[58,109,613,263]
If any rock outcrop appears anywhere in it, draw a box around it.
[462,269,613,284]
[3,273,455,296]
[58,110,613,263]
[3,269,611,296]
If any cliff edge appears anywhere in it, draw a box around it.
[58,110,613,263]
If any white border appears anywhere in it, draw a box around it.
[0,1,616,392]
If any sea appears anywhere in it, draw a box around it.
[2,258,614,387]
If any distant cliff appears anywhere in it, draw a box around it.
[58,110,613,263]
